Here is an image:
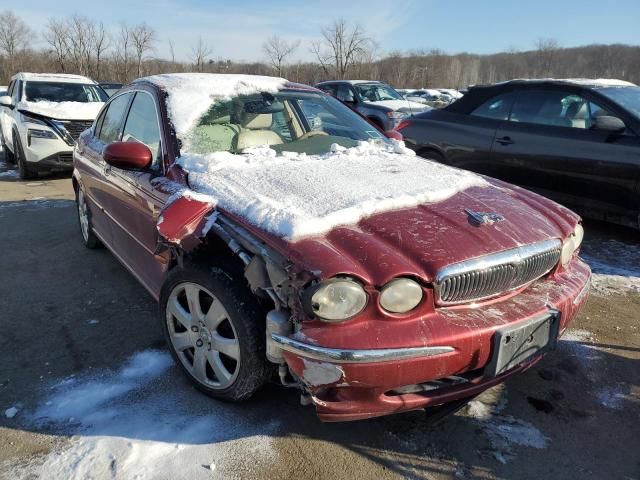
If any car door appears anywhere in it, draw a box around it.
[491,87,640,222]
[102,89,170,298]
[76,91,134,244]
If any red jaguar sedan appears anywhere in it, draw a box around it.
[73,73,591,421]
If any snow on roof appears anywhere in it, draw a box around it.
[496,78,636,88]
[177,140,488,241]
[14,72,97,84]
[137,73,287,137]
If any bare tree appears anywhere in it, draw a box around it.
[131,23,155,77]
[115,23,132,82]
[93,22,110,80]
[262,35,299,77]
[65,15,95,76]
[534,38,560,77]
[0,10,33,73]
[168,39,176,64]
[311,19,372,79]
[43,18,70,72]
[191,36,212,72]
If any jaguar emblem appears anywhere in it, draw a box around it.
[465,208,505,226]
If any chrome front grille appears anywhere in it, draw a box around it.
[434,239,561,305]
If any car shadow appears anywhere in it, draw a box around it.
[0,199,638,479]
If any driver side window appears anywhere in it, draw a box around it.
[121,92,162,169]
[98,93,133,144]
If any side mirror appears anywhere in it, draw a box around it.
[103,141,152,170]
[0,95,13,108]
[592,115,625,133]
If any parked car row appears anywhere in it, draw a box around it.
[70,72,590,422]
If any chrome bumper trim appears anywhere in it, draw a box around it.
[270,333,455,364]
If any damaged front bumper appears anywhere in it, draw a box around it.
[278,257,591,422]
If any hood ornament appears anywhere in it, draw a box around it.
[465,208,505,226]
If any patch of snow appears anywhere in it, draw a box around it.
[177,140,488,241]
[10,350,278,480]
[597,388,627,410]
[137,73,287,137]
[14,72,95,84]
[363,99,428,111]
[580,238,640,295]
[4,406,19,418]
[302,359,344,386]
[0,169,17,178]
[464,395,547,464]
[17,100,103,121]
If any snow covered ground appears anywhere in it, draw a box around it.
[580,235,640,295]
[6,351,279,480]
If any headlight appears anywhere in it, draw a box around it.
[28,128,57,140]
[560,223,584,265]
[20,112,48,126]
[386,111,408,119]
[305,278,368,322]
[380,278,423,313]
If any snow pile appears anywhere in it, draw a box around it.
[4,406,19,418]
[580,237,640,295]
[17,100,103,121]
[178,140,488,240]
[9,350,278,480]
[137,73,287,137]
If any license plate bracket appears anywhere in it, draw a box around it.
[486,310,560,377]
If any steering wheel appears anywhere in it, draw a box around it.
[298,130,329,140]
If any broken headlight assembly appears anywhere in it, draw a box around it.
[303,277,368,322]
[560,223,584,266]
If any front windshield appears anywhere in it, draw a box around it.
[597,87,640,118]
[187,90,387,156]
[24,81,108,103]
[354,83,403,102]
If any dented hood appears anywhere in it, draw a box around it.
[158,179,579,286]
[277,180,579,285]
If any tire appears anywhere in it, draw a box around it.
[14,134,36,180]
[160,260,271,402]
[1,132,15,163]
[76,187,101,249]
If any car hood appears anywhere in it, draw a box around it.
[17,100,103,121]
[278,179,579,285]
[363,99,428,113]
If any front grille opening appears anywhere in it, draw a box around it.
[435,240,561,305]
[387,370,481,396]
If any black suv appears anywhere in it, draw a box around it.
[399,79,640,230]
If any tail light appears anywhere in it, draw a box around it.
[395,120,411,131]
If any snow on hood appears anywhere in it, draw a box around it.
[17,100,103,121]
[177,140,488,241]
[137,73,287,137]
[364,99,428,111]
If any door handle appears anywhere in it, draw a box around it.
[496,136,514,145]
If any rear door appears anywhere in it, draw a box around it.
[492,87,640,223]
[102,89,169,298]
[75,91,134,243]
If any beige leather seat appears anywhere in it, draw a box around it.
[235,113,282,151]
[191,123,241,154]
[565,102,588,129]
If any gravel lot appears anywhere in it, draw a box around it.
[0,153,638,480]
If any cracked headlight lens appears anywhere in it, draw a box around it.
[305,277,367,322]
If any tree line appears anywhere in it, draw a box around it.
[1,10,638,89]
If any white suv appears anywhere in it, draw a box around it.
[0,73,107,178]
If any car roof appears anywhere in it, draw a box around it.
[316,80,383,86]
[445,78,637,114]
[12,72,97,84]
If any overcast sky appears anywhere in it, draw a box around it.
[9,0,640,62]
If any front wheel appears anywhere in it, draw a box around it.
[14,135,35,180]
[1,133,15,163]
[76,187,101,249]
[160,262,271,402]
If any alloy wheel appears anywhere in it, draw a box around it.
[166,282,241,389]
[77,190,90,242]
